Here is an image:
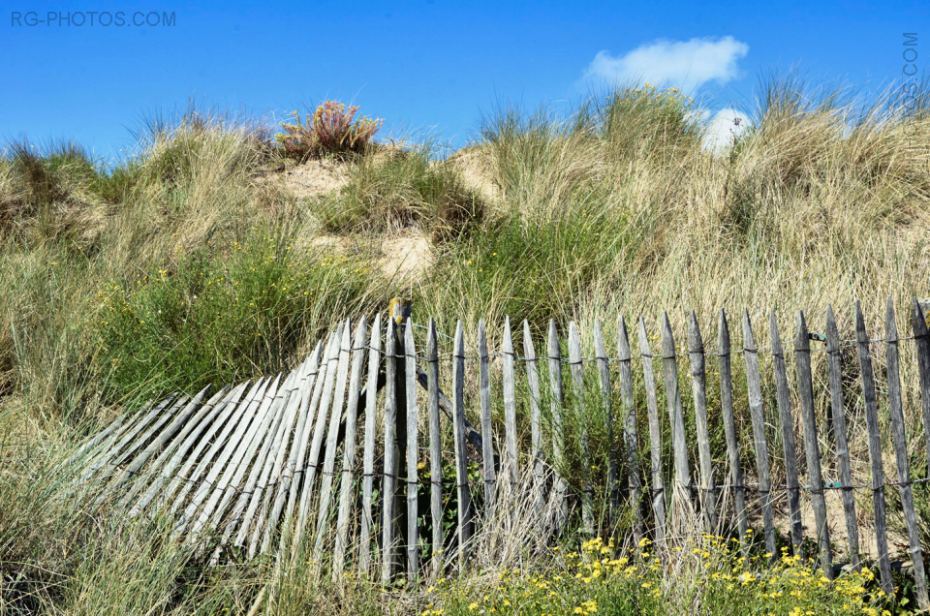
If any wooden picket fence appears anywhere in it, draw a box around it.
[70,299,930,609]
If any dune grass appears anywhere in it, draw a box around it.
[1,83,929,614]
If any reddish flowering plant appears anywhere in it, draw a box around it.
[276,101,382,159]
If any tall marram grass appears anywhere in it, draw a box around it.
[2,83,929,613]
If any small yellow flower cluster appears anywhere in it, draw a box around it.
[428,532,894,615]
[572,599,598,614]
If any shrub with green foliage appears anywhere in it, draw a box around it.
[93,231,384,405]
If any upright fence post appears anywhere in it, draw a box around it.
[824,307,860,569]
[568,321,594,535]
[502,317,520,491]
[593,320,619,526]
[404,320,420,580]
[854,302,892,594]
[617,316,644,545]
[911,300,930,478]
[717,311,748,544]
[426,320,444,576]
[477,320,497,511]
[687,312,717,533]
[660,313,693,530]
[381,318,398,584]
[547,320,569,532]
[769,312,804,554]
[794,311,832,577]
[884,300,929,610]
[523,320,546,517]
[741,311,777,556]
[637,318,667,550]
[452,321,473,570]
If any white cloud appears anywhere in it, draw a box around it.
[585,36,749,93]
[700,107,752,154]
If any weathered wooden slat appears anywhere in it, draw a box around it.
[523,320,546,517]
[593,320,618,524]
[263,343,323,555]
[616,316,644,545]
[293,330,343,554]
[165,379,266,516]
[884,300,929,610]
[854,302,892,593]
[686,312,716,532]
[173,379,273,532]
[452,320,473,570]
[477,319,497,510]
[185,375,284,540]
[381,317,399,583]
[358,313,382,576]
[501,317,520,491]
[660,314,693,525]
[768,312,803,553]
[911,300,930,477]
[740,311,776,556]
[637,317,667,549]
[132,384,246,516]
[99,387,211,505]
[234,371,303,554]
[217,367,310,563]
[717,311,747,543]
[546,320,569,530]
[280,337,334,558]
[81,396,180,482]
[426,319,444,575]
[824,307,860,568]
[86,395,187,485]
[313,321,353,559]
[568,321,594,535]
[254,355,316,555]
[404,319,420,579]
[332,318,369,578]
[794,312,832,575]
[210,372,297,545]
[122,384,235,513]
[66,404,134,470]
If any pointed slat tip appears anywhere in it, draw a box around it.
[404,319,415,343]
[795,311,810,350]
[687,312,703,352]
[913,299,930,335]
[718,309,730,350]
[660,317,676,358]
[502,318,514,351]
[617,319,632,360]
[741,310,757,350]
[660,312,673,332]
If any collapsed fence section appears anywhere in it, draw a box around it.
[69,300,930,609]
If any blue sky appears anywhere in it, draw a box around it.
[2,0,926,163]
